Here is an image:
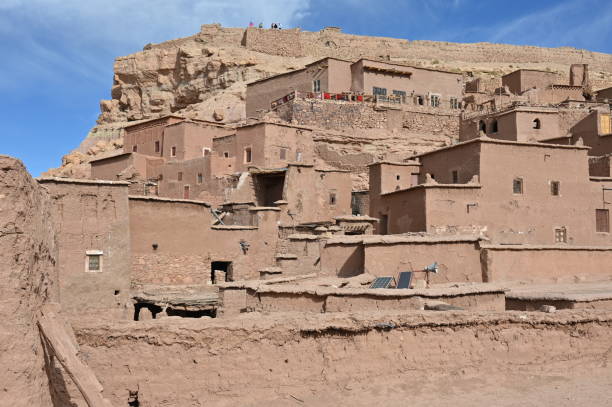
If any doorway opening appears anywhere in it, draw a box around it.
[211,261,233,284]
[253,172,285,206]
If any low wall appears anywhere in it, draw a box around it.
[482,245,612,284]
[220,285,505,314]
[70,311,612,406]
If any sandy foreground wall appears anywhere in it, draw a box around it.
[68,310,612,406]
[0,156,57,406]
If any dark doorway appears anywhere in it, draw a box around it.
[379,214,389,235]
[211,261,233,284]
[254,173,285,206]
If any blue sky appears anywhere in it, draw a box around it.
[1,0,611,176]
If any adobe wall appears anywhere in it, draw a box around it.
[243,27,305,57]
[418,140,481,183]
[363,238,483,283]
[129,197,279,283]
[482,245,612,284]
[0,157,57,407]
[320,241,364,277]
[71,311,612,406]
[38,178,132,319]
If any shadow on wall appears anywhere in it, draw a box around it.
[336,246,364,278]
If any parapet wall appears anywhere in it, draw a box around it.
[71,310,612,406]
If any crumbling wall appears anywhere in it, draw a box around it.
[0,156,57,406]
[71,311,612,406]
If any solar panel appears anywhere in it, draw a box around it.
[369,277,394,289]
[396,271,413,289]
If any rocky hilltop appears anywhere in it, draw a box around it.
[48,24,612,177]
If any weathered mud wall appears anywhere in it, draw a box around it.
[0,156,57,406]
[71,310,612,406]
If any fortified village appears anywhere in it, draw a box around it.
[3,24,612,406]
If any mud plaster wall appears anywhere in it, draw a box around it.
[363,241,483,283]
[482,247,612,284]
[0,157,57,407]
[71,312,612,406]
[40,180,132,319]
[129,198,279,283]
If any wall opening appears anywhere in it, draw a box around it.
[244,147,252,163]
[254,173,285,206]
[211,261,233,284]
[380,214,389,235]
[554,227,567,243]
[491,120,499,133]
[596,209,610,233]
[183,185,190,199]
[452,170,459,184]
[479,120,487,134]
[155,141,160,153]
[550,181,560,196]
[533,118,541,129]
[513,178,523,194]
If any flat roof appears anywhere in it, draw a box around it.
[236,120,314,131]
[354,58,462,76]
[413,136,590,160]
[89,152,132,163]
[502,69,559,77]
[380,183,482,196]
[368,160,421,167]
[246,57,350,87]
[123,115,185,130]
[37,177,130,186]
[128,195,211,207]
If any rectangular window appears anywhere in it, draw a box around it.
[554,227,567,243]
[329,191,337,205]
[450,97,459,109]
[177,172,183,181]
[452,170,459,184]
[373,87,387,96]
[296,151,303,162]
[197,173,203,184]
[244,147,252,163]
[85,250,103,272]
[280,148,287,160]
[430,94,440,107]
[550,181,560,196]
[392,90,406,102]
[183,185,190,200]
[171,146,177,157]
[513,178,523,194]
[223,152,229,158]
[415,95,424,106]
[596,209,610,233]
[155,141,160,153]
[313,79,321,92]
[132,145,138,153]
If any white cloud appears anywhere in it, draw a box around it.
[0,0,311,89]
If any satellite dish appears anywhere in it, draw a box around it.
[425,262,439,274]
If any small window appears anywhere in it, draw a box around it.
[392,90,406,102]
[479,120,487,133]
[596,209,610,233]
[244,147,252,163]
[85,251,102,272]
[430,94,440,107]
[415,95,424,106]
[155,141,160,153]
[450,97,459,109]
[158,174,163,181]
[132,145,138,153]
[197,173,203,184]
[313,79,321,92]
[329,191,337,205]
[280,148,287,160]
[171,146,177,157]
[223,152,229,158]
[491,120,499,133]
[202,147,211,156]
[396,174,400,181]
[296,151,303,162]
[183,185,190,200]
[533,118,541,129]
[452,170,459,184]
[177,172,183,181]
[373,87,387,96]
[554,227,567,243]
[550,181,560,196]
[513,178,523,194]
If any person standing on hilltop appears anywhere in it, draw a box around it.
[258,22,263,28]
[249,21,254,27]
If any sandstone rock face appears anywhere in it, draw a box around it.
[50,24,612,176]
[0,156,57,406]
